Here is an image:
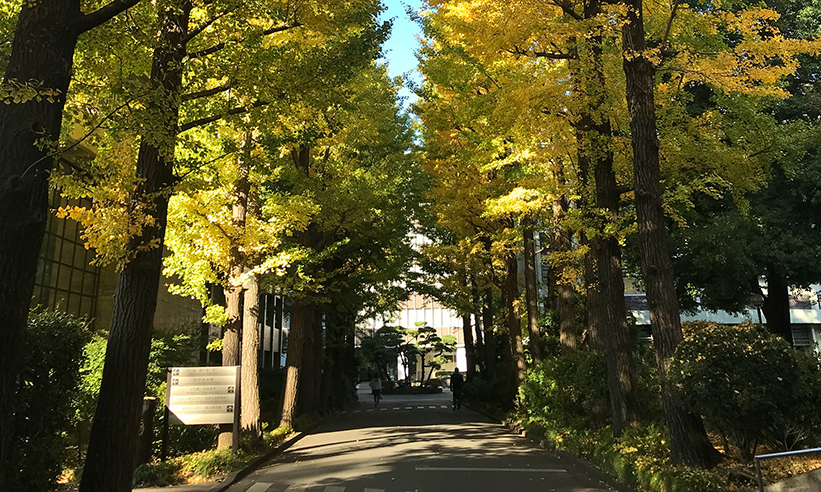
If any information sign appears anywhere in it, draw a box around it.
[166,366,240,425]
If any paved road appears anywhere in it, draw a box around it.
[225,389,614,492]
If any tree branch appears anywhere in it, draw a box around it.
[661,0,682,51]
[188,22,301,59]
[182,84,232,102]
[508,44,575,60]
[75,0,143,34]
[21,96,140,178]
[178,100,267,132]
[182,8,237,44]
[552,0,583,21]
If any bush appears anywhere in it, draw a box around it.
[463,373,517,414]
[425,378,443,388]
[518,350,611,429]
[671,321,820,462]
[9,310,89,492]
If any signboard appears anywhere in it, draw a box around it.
[166,366,240,425]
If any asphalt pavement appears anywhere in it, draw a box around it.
[221,388,616,492]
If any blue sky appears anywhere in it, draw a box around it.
[379,0,424,107]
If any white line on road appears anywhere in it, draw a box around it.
[366,409,374,412]
[428,406,436,408]
[323,487,345,492]
[415,466,567,473]
[405,406,412,410]
[380,407,387,411]
[245,483,273,492]
[439,405,447,408]
[416,406,424,409]
[393,407,400,410]
[284,485,307,492]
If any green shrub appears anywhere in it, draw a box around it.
[425,378,443,388]
[518,350,610,429]
[9,309,89,492]
[463,374,517,414]
[181,448,248,478]
[671,321,817,462]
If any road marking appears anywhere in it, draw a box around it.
[415,466,567,473]
[380,407,387,411]
[416,406,424,409]
[428,405,436,408]
[393,407,400,411]
[284,486,307,492]
[405,406,412,410]
[366,409,374,412]
[246,483,273,492]
[439,405,447,408]
[323,487,345,492]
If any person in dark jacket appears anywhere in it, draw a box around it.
[450,367,464,410]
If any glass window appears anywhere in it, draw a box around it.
[32,187,100,325]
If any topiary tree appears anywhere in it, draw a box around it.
[671,322,820,462]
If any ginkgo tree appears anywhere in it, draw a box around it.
[259,64,422,428]
[418,0,821,466]
[40,0,390,488]
[0,0,145,481]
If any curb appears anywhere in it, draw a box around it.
[499,418,639,492]
[207,431,307,492]
[208,416,331,492]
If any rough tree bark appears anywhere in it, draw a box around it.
[504,254,526,385]
[462,314,476,381]
[279,298,311,428]
[551,191,577,354]
[79,1,191,489]
[218,133,252,448]
[522,218,542,365]
[762,269,793,345]
[0,0,141,481]
[482,285,496,380]
[470,279,486,373]
[622,0,718,466]
[241,275,261,439]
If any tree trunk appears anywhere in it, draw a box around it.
[595,166,639,436]
[763,269,792,345]
[471,279,486,373]
[279,298,311,428]
[522,219,542,365]
[551,192,576,354]
[482,285,496,380]
[295,303,320,416]
[0,0,120,478]
[462,314,476,381]
[622,0,718,467]
[240,275,261,439]
[79,2,190,489]
[219,134,251,448]
[503,254,526,385]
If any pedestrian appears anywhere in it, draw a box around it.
[450,367,464,410]
[369,374,382,406]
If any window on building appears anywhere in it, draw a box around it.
[32,190,100,323]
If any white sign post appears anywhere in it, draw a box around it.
[164,366,241,455]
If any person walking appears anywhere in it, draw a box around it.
[369,374,382,406]
[450,367,464,410]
